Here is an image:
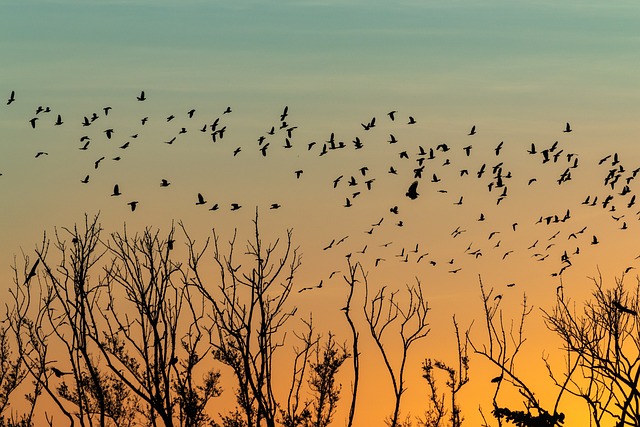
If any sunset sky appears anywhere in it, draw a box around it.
[2,1,640,425]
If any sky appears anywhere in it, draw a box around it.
[2,0,640,425]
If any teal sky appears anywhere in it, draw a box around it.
[2,1,640,425]
[3,1,639,120]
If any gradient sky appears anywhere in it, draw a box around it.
[2,1,640,425]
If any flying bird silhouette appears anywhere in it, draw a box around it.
[24,259,39,285]
[406,181,419,200]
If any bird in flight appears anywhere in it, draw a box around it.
[406,181,419,200]
[128,201,138,211]
[111,185,121,196]
[564,122,572,133]
[468,125,476,135]
[7,90,15,105]
[196,193,206,205]
[137,90,146,101]
[24,259,39,285]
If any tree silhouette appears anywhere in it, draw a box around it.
[340,259,362,427]
[0,323,29,426]
[362,270,430,427]
[9,215,640,427]
[6,215,220,427]
[185,215,300,427]
[419,316,469,427]
[543,273,640,427]
[185,212,348,427]
[467,277,565,427]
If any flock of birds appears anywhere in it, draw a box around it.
[3,89,640,291]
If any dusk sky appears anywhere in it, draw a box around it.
[2,1,640,425]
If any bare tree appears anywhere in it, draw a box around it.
[280,319,349,427]
[185,213,302,427]
[362,272,431,427]
[419,316,469,427]
[93,221,221,427]
[36,215,112,427]
[467,277,565,427]
[340,259,362,427]
[6,215,221,427]
[0,316,29,426]
[543,272,640,427]
[281,317,317,427]
[7,250,76,427]
[305,332,349,427]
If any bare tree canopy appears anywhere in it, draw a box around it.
[3,215,640,427]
